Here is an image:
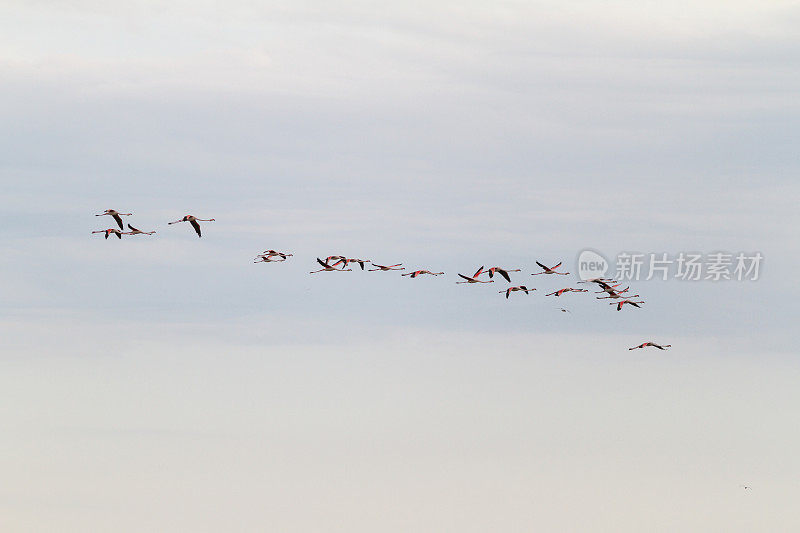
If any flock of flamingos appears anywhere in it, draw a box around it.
[93,209,671,352]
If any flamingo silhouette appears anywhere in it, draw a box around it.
[457,266,494,284]
[484,266,521,283]
[256,250,292,261]
[95,209,131,230]
[168,215,216,237]
[500,286,534,299]
[346,258,370,270]
[612,299,644,311]
[255,255,289,263]
[629,342,671,350]
[310,258,352,273]
[92,228,123,240]
[124,224,156,236]
[531,261,569,275]
[545,288,588,297]
[368,263,405,271]
[401,270,444,278]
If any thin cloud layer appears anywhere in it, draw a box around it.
[1,3,798,529]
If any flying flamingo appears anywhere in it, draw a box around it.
[256,250,292,261]
[595,282,636,299]
[92,228,123,240]
[595,283,628,296]
[597,289,639,300]
[320,255,351,269]
[310,257,352,274]
[578,278,616,285]
[484,266,522,283]
[328,259,349,269]
[628,342,671,350]
[545,287,588,297]
[582,279,620,292]
[457,266,494,284]
[346,258,371,270]
[368,263,405,271]
[401,270,444,278]
[500,286,534,299]
[254,255,288,263]
[261,250,292,258]
[168,215,215,237]
[612,299,644,311]
[531,261,569,275]
[95,209,131,230]
[124,224,156,236]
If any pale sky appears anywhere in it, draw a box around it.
[1,1,799,531]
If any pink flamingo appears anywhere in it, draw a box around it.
[310,257,352,274]
[457,266,494,284]
[124,224,156,236]
[629,342,671,350]
[612,299,644,311]
[594,281,636,299]
[500,286,534,299]
[595,283,628,296]
[545,288,588,297]
[531,261,569,275]
[321,255,350,269]
[92,228,123,240]
[95,209,132,230]
[255,255,289,263]
[346,258,371,270]
[484,266,522,283]
[578,278,616,285]
[401,270,444,278]
[256,250,292,261]
[368,263,405,271]
[581,279,620,292]
[168,215,215,237]
[597,289,639,300]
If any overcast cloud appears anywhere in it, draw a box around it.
[1,2,799,531]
